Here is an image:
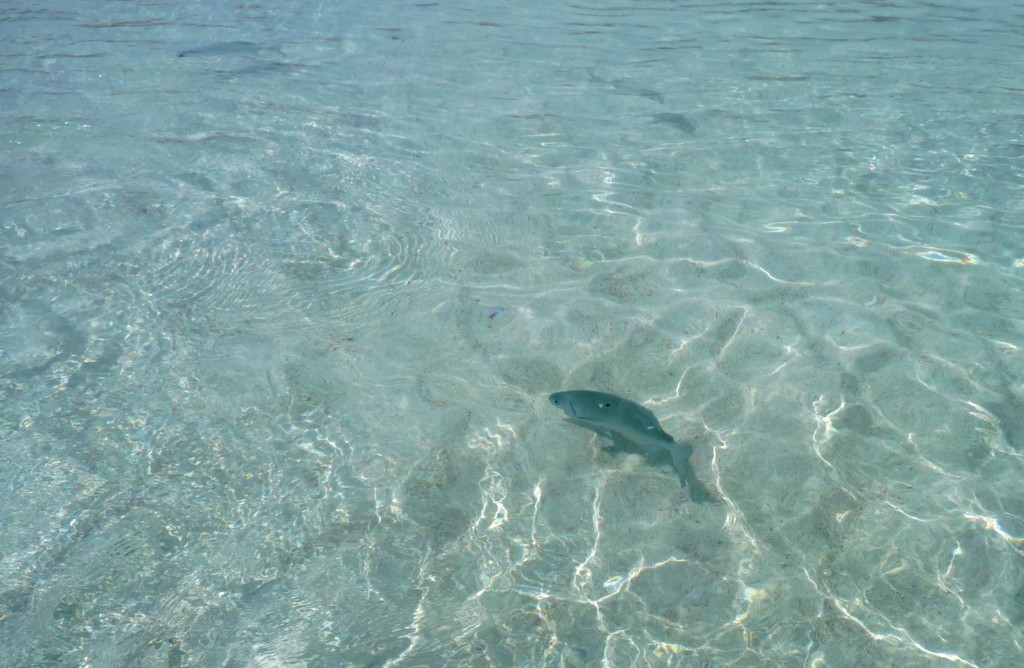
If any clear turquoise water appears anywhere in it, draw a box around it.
[2,1,1024,666]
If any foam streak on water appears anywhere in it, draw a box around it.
[2,0,1024,666]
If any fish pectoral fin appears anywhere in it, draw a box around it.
[588,432,630,454]
[567,419,621,447]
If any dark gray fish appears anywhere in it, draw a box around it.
[587,70,665,104]
[177,41,275,58]
[549,390,717,503]
[651,112,696,135]
[226,61,301,78]
[610,78,665,104]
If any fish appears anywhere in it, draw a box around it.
[549,390,716,503]
[651,112,696,135]
[177,41,278,58]
[586,70,665,104]
[610,79,665,104]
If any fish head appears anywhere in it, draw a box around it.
[550,390,671,444]
[549,390,623,422]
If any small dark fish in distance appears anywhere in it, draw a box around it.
[177,41,279,58]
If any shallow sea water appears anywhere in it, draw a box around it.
[2,1,1024,666]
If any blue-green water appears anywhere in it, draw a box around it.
[2,1,1024,666]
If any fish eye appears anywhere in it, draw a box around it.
[599,402,611,408]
